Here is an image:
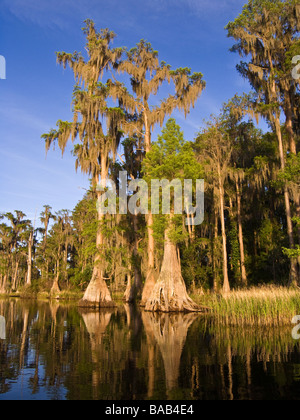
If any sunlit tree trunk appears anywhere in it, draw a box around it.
[274,117,298,286]
[51,260,61,295]
[284,97,300,270]
[284,94,297,156]
[80,159,115,308]
[12,260,19,291]
[145,215,201,313]
[26,230,33,287]
[141,124,157,306]
[0,274,7,294]
[213,205,219,292]
[236,181,247,287]
[124,268,133,302]
[218,164,230,294]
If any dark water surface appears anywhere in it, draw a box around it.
[0,298,300,400]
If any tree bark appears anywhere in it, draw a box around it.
[79,159,115,308]
[50,260,61,295]
[145,223,203,313]
[141,212,157,306]
[284,98,300,272]
[218,165,230,294]
[26,231,33,286]
[141,120,157,306]
[284,93,297,155]
[236,181,247,287]
[213,205,219,292]
[12,260,19,291]
[274,117,298,286]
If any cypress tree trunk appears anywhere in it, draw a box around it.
[218,164,230,294]
[141,122,157,306]
[0,274,7,294]
[145,222,202,313]
[274,117,298,286]
[213,206,219,292]
[284,93,297,155]
[50,260,61,295]
[79,161,115,308]
[26,231,33,287]
[124,270,133,303]
[141,212,157,306]
[284,99,300,272]
[236,181,247,287]
[12,260,19,291]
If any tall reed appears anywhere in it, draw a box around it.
[193,286,300,326]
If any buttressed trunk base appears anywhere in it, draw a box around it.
[140,268,157,307]
[79,267,116,308]
[50,276,61,296]
[145,231,203,313]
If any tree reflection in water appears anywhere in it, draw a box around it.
[142,312,199,397]
[0,299,300,400]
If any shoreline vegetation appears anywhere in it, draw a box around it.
[1,285,300,326]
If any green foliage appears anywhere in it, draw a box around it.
[283,246,300,258]
[143,119,203,247]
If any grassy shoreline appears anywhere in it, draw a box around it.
[1,286,300,326]
[192,286,300,326]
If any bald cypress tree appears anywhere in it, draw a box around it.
[226,0,300,285]
[108,41,206,304]
[196,119,232,294]
[143,119,203,312]
[42,21,124,307]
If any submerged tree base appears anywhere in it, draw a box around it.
[144,233,206,313]
[79,269,116,309]
[50,277,61,297]
[144,277,204,313]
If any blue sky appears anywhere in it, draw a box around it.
[0,0,253,225]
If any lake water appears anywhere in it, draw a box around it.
[0,298,300,400]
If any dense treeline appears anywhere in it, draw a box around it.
[0,0,300,311]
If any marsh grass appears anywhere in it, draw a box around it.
[192,286,300,326]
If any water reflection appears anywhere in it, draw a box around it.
[142,312,199,397]
[0,299,300,400]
